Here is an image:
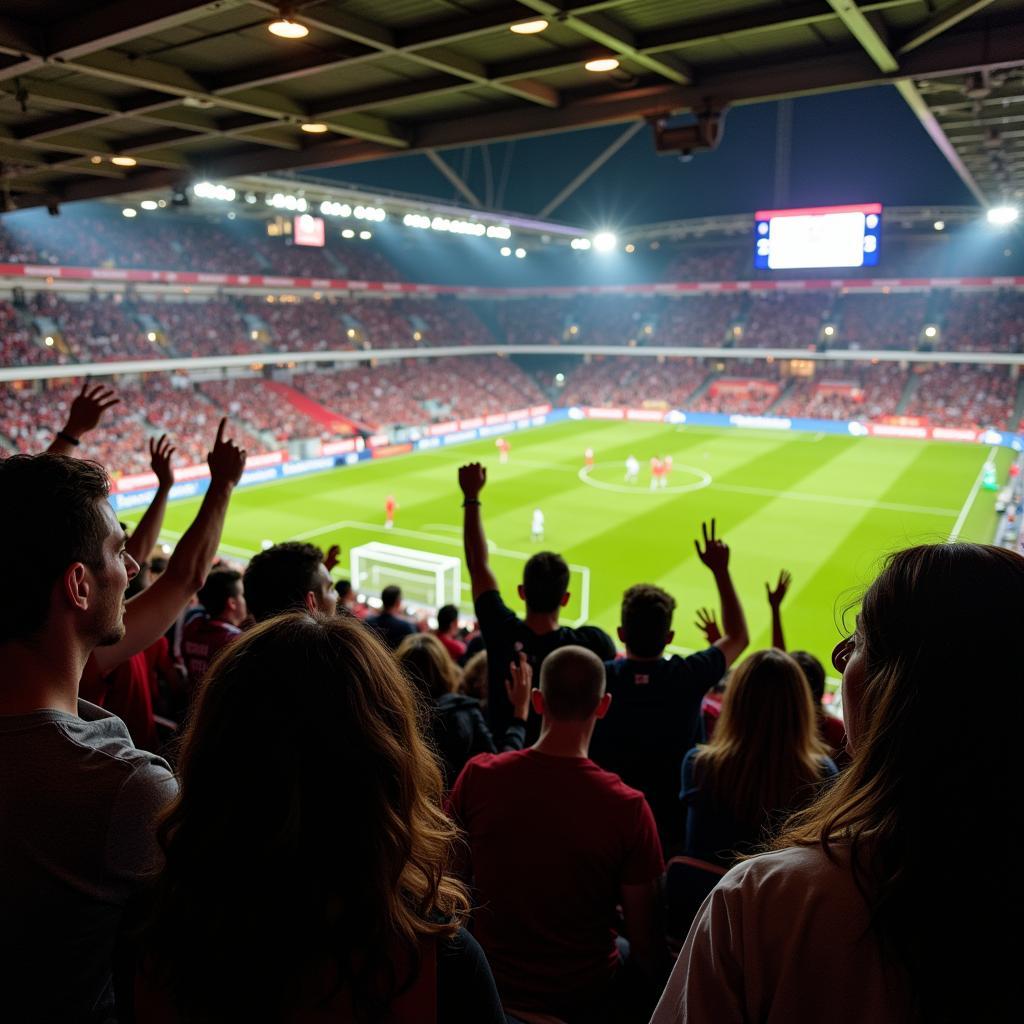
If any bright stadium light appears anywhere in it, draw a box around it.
[510,19,548,34]
[140,200,158,211]
[111,156,137,167]
[924,325,938,338]
[592,231,617,253]
[933,220,945,231]
[44,336,54,346]
[500,246,512,256]
[987,206,1019,226]
[515,247,526,258]
[585,57,619,72]
[341,228,355,238]
[571,237,592,251]
[147,331,157,341]
[122,208,137,218]
[301,122,329,134]
[359,230,372,239]
[823,325,835,337]
[486,225,512,239]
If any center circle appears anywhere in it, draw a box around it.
[577,461,713,495]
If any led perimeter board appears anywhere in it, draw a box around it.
[754,203,882,270]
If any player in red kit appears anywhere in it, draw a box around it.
[496,437,510,464]
[649,456,663,491]
[663,454,673,486]
[384,494,397,529]
[584,447,594,469]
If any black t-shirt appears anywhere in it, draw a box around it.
[437,927,506,1024]
[589,648,726,854]
[365,611,417,651]
[474,589,616,736]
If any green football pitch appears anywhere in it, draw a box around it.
[122,420,1010,677]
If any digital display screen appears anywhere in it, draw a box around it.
[753,203,882,270]
[293,214,325,247]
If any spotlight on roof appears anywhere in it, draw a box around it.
[924,325,938,339]
[268,5,308,39]
[514,247,526,258]
[111,156,137,167]
[147,331,157,341]
[122,207,137,218]
[510,19,548,34]
[570,237,592,251]
[44,336,55,346]
[592,231,617,253]
[301,122,329,134]
[585,57,619,72]
[500,246,512,257]
[823,325,835,337]
[140,200,158,210]
[933,220,945,231]
[987,206,1019,226]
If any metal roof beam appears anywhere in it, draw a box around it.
[826,1,899,73]
[898,0,997,55]
[424,150,482,208]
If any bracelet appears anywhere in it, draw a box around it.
[462,499,481,506]
[56,431,80,447]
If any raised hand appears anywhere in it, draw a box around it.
[694,519,730,577]
[63,380,120,440]
[148,434,176,490]
[694,607,722,645]
[505,650,533,721]
[324,543,341,572]
[207,417,246,487]
[766,570,792,609]
[459,462,487,500]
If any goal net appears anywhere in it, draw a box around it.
[349,541,462,611]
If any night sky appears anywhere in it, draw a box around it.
[317,85,977,229]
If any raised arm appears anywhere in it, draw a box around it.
[92,419,246,674]
[766,569,791,651]
[459,462,498,599]
[46,380,120,456]
[694,519,749,669]
[124,435,176,567]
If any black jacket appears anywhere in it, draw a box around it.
[431,693,526,789]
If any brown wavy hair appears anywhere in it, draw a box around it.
[693,648,829,831]
[773,543,1024,1020]
[397,632,461,701]
[141,612,468,1021]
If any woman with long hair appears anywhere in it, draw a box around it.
[136,612,505,1023]
[653,543,1021,1023]
[680,647,836,866]
[397,632,529,790]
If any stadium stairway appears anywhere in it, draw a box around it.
[896,372,922,414]
[264,379,366,435]
[686,370,719,403]
[766,378,799,413]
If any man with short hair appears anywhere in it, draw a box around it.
[589,519,749,853]
[182,568,247,693]
[365,584,416,649]
[449,647,665,1023]
[0,421,246,1022]
[242,541,337,622]
[435,603,467,662]
[459,462,615,734]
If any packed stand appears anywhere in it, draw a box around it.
[241,297,353,352]
[30,293,160,361]
[494,297,568,345]
[1,300,67,366]
[400,298,496,347]
[833,292,928,349]
[904,364,1016,428]
[659,294,745,347]
[690,379,781,415]
[774,363,908,421]
[343,299,415,348]
[943,290,1024,352]
[743,292,830,348]
[663,244,746,282]
[130,298,259,358]
[199,378,328,443]
[557,357,709,407]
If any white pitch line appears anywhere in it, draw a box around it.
[948,446,998,542]
[711,482,960,517]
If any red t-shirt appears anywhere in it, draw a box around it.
[447,749,664,1012]
[385,497,396,515]
[79,651,159,753]
[182,615,242,693]
[437,631,467,661]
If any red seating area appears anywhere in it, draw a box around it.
[943,291,1024,352]
[131,298,258,358]
[199,379,328,443]
[558,357,709,407]
[401,299,496,347]
[774,364,907,420]
[1,301,66,366]
[242,297,352,353]
[29,293,160,362]
[905,365,1016,428]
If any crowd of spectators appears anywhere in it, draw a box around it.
[659,295,743,347]
[943,290,1024,352]
[774,363,908,421]
[833,292,930,350]
[199,378,329,443]
[29,292,161,361]
[904,364,1016,428]
[0,300,66,366]
[130,298,259,358]
[743,292,830,348]
[690,380,782,415]
[557,357,709,408]
[240,297,353,352]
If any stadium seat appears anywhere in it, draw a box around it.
[665,855,728,951]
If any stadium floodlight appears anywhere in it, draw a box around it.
[571,237,592,251]
[515,247,526,258]
[359,230,372,240]
[122,208,137,218]
[111,156,137,167]
[924,325,938,338]
[342,228,355,238]
[500,246,512,256]
[592,231,617,253]
[486,225,512,239]
[933,220,945,231]
[147,331,157,341]
[44,336,54,346]
[510,19,548,34]
[301,122,328,133]
[585,57,619,72]
[823,325,835,337]
[987,206,1019,226]
[139,200,158,210]
[193,182,235,202]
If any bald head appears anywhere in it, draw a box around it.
[539,645,606,722]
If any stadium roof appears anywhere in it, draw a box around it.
[1,1,1022,214]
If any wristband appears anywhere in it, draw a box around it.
[57,431,80,447]
[462,499,481,506]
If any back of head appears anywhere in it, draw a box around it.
[522,551,569,614]
[699,648,824,827]
[144,612,467,1018]
[790,650,826,704]
[620,583,676,658]
[461,650,488,706]
[436,604,458,633]
[197,568,242,619]
[381,584,402,612]
[539,645,606,722]
[336,579,353,602]
[0,454,110,644]
[777,543,1024,1019]
[242,541,323,622]
[397,632,460,701]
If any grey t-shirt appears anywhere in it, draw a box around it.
[0,699,177,1022]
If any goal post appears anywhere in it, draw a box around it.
[349,541,462,612]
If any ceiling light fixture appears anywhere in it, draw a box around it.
[111,156,137,167]
[301,122,329,133]
[510,19,548,34]
[268,14,308,39]
[585,57,619,72]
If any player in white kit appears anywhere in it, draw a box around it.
[624,455,640,483]
[531,508,545,542]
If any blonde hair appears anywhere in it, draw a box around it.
[694,648,828,830]
[397,632,461,701]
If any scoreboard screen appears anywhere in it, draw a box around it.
[753,203,882,270]
[293,214,325,247]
